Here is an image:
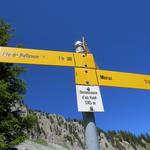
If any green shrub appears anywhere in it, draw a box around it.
[35,138,48,146]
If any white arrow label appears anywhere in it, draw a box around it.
[76,85,104,112]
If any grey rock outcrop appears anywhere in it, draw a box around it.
[16,110,149,150]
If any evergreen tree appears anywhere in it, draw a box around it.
[0,19,36,150]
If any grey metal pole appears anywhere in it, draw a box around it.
[82,112,100,150]
[74,39,100,150]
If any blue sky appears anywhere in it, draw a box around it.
[1,0,150,135]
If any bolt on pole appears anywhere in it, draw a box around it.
[74,38,100,150]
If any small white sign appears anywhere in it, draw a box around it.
[76,85,104,112]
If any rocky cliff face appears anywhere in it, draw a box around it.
[16,110,150,150]
[30,112,85,150]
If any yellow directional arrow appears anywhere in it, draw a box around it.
[75,68,150,90]
[0,47,96,68]
[97,70,150,90]
[0,47,75,67]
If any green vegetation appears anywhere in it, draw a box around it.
[35,138,48,146]
[67,118,150,149]
[146,143,150,150]
[99,129,150,149]
[0,19,36,150]
[73,131,85,149]
[64,135,74,145]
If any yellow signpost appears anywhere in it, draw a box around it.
[74,68,150,90]
[74,53,96,69]
[1,46,150,90]
[0,47,96,68]
[75,68,98,86]
[0,47,75,67]
[97,70,150,90]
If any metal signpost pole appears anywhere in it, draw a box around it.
[82,112,100,150]
[75,40,100,150]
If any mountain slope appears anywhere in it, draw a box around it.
[16,108,150,150]
[17,140,68,150]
